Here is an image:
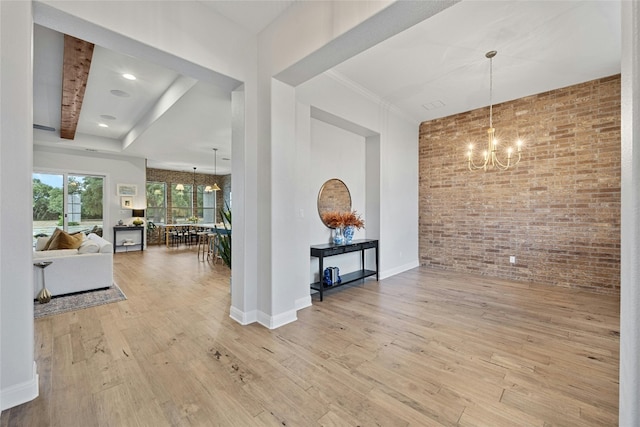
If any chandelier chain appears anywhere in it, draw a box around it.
[489,54,493,129]
[466,50,523,172]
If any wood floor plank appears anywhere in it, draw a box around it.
[2,246,619,426]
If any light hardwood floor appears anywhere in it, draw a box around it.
[2,246,619,426]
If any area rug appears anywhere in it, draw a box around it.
[34,283,127,319]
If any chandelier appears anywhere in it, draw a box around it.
[175,183,184,195]
[467,50,522,171]
[204,148,221,192]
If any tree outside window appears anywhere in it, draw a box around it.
[171,183,192,223]
[146,182,166,223]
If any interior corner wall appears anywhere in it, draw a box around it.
[297,73,420,280]
[419,75,621,294]
[229,85,257,324]
[378,108,419,277]
[33,147,147,245]
[365,134,381,236]
[294,102,313,309]
[309,118,367,281]
[268,78,300,327]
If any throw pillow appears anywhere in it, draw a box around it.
[42,228,62,251]
[78,240,100,254]
[47,229,84,250]
[35,236,50,251]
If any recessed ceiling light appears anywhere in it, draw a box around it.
[110,89,130,98]
[100,114,116,121]
[122,73,136,80]
[98,123,109,128]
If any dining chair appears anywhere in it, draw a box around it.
[207,233,221,264]
[170,227,183,247]
[196,230,209,261]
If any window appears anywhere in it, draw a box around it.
[171,183,192,223]
[199,185,217,223]
[33,172,105,239]
[146,182,166,223]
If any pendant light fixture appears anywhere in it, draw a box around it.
[189,167,198,222]
[193,167,197,189]
[205,148,221,192]
[467,50,523,171]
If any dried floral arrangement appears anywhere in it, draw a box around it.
[321,210,365,229]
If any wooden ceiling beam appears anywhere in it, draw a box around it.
[60,35,94,140]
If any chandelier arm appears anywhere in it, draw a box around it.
[468,154,490,171]
[492,152,512,170]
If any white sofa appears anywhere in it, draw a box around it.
[33,233,114,299]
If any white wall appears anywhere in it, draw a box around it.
[0,0,38,411]
[619,1,640,424]
[33,146,147,245]
[309,118,367,282]
[298,73,420,280]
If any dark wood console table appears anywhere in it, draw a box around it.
[113,226,144,253]
[310,239,378,301]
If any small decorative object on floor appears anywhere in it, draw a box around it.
[323,267,341,286]
[33,261,53,304]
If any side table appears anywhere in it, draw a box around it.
[33,261,53,303]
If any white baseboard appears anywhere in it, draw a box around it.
[230,304,299,329]
[1,361,39,411]
[229,306,257,325]
[257,308,297,329]
[295,295,312,311]
[379,260,420,280]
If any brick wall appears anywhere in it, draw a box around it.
[146,168,229,224]
[419,75,620,294]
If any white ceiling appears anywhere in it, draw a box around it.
[32,0,621,175]
[332,1,621,123]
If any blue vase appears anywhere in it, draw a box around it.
[343,226,355,244]
[333,227,344,245]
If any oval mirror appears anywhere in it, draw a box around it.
[317,178,351,227]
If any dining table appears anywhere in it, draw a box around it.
[160,223,229,247]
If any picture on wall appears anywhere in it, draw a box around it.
[121,196,133,209]
[117,183,137,196]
